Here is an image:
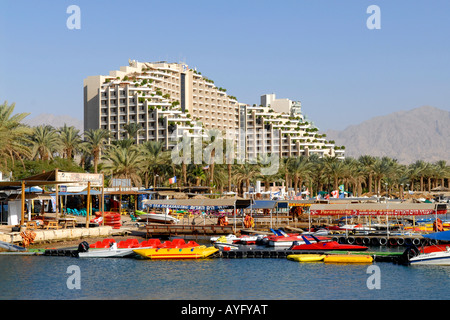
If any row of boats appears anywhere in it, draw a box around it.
[210,228,369,250]
[77,238,218,259]
[210,228,450,266]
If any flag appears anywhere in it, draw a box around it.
[331,190,339,198]
[169,176,177,184]
[338,184,344,192]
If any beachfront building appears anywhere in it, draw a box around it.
[83,60,344,160]
[241,94,345,160]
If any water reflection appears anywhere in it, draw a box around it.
[1,255,450,300]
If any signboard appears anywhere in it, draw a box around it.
[57,172,104,187]
[309,203,447,216]
[310,208,437,216]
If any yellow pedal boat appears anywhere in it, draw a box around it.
[287,254,326,262]
[323,254,373,264]
[133,245,218,259]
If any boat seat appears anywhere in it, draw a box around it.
[171,239,186,247]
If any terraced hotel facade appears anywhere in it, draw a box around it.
[83,60,345,162]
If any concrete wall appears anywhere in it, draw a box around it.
[0,226,114,244]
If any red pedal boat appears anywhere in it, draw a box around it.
[290,235,368,251]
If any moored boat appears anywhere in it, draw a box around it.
[289,235,368,251]
[78,238,159,258]
[323,254,373,264]
[133,246,218,259]
[287,254,326,262]
[267,229,330,247]
[210,234,239,244]
[407,230,450,265]
[135,210,179,224]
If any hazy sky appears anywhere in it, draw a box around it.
[1,0,449,131]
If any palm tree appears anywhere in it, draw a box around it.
[288,156,312,194]
[233,163,260,196]
[83,128,110,173]
[187,164,207,186]
[101,144,145,187]
[30,125,60,160]
[323,156,345,192]
[204,129,222,187]
[123,123,142,144]
[0,101,32,172]
[140,140,170,188]
[434,160,449,189]
[358,155,376,193]
[409,160,428,191]
[58,124,82,159]
[308,154,327,197]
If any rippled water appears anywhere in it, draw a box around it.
[1,252,450,300]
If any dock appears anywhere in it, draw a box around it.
[328,234,426,247]
[217,249,404,263]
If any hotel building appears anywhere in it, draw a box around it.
[83,60,344,160]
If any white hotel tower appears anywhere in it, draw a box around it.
[83,60,344,160]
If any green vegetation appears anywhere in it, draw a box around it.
[1,100,449,196]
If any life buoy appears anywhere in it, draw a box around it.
[434,218,444,232]
[397,238,405,246]
[370,237,380,246]
[412,238,421,246]
[379,238,387,246]
[243,215,254,228]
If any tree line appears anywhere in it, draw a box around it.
[1,101,449,197]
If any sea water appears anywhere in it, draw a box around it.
[1,252,449,300]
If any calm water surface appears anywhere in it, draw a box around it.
[1,249,450,300]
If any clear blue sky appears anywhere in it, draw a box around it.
[1,0,449,131]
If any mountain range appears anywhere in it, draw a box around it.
[23,113,83,132]
[23,106,450,164]
[325,106,450,164]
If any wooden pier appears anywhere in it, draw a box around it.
[146,224,235,238]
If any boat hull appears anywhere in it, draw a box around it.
[290,241,368,251]
[410,251,450,265]
[287,254,326,262]
[78,248,139,258]
[133,246,218,259]
[137,213,179,224]
[323,254,373,264]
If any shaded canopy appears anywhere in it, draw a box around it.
[142,198,253,210]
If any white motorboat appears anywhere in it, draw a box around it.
[407,230,450,265]
[77,241,153,258]
[409,248,450,265]
[213,242,240,250]
[136,212,179,224]
[78,242,138,258]
[339,224,375,231]
[210,234,239,244]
